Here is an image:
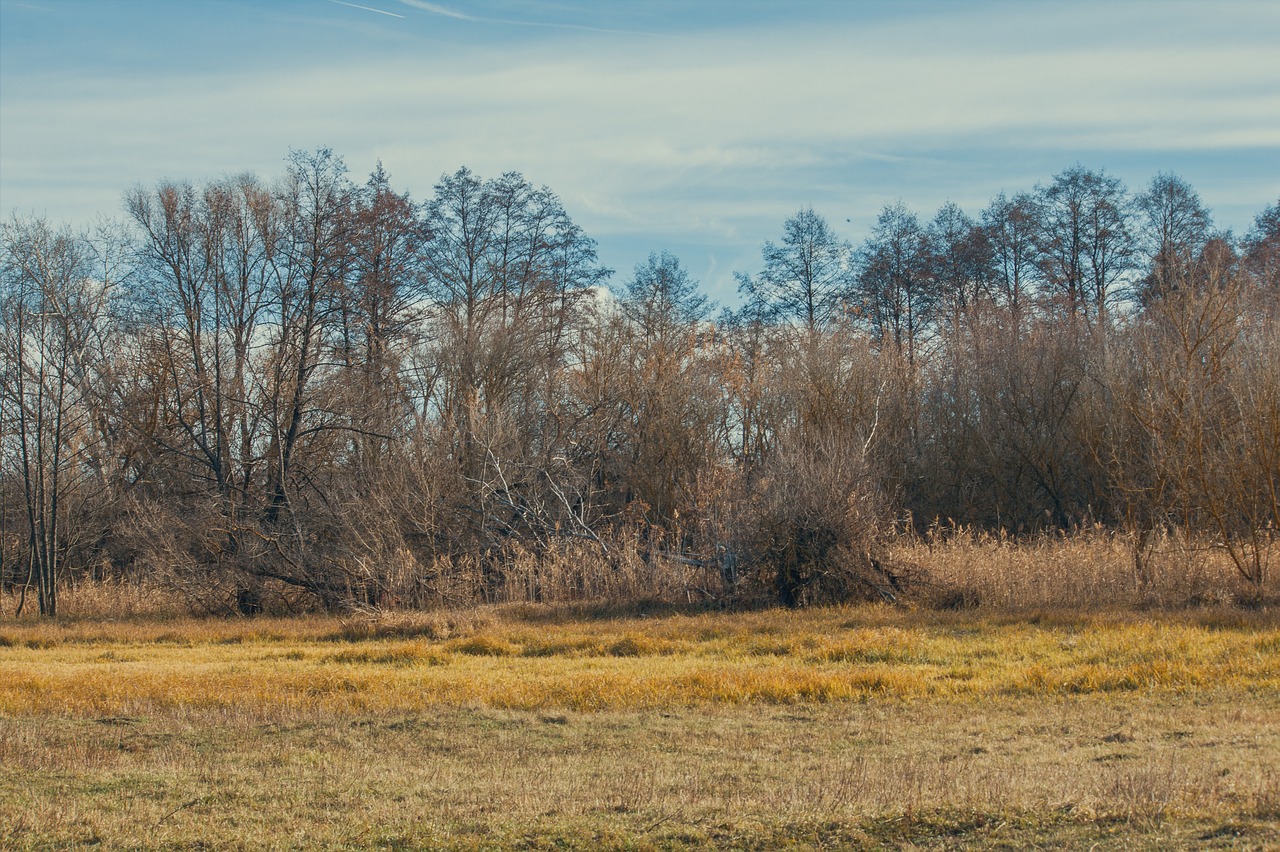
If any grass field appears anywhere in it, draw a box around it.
[2,604,1278,849]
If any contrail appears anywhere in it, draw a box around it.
[329,0,406,18]
[396,0,694,40]
[396,0,470,21]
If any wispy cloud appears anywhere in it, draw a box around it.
[2,0,1276,298]
[329,0,405,19]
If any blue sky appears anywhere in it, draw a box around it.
[2,0,1278,302]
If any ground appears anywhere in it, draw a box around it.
[1,604,1277,849]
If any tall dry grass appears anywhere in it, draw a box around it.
[896,526,1278,611]
[0,577,188,621]
[396,536,720,610]
[2,529,1274,620]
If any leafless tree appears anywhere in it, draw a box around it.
[1241,199,1280,292]
[1134,172,1212,301]
[1034,165,1135,327]
[0,218,117,614]
[738,208,854,332]
[857,201,937,367]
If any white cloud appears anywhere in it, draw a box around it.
[2,0,1277,298]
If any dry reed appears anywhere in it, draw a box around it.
[4,530,1274,620]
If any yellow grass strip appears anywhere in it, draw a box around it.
[2,606,1277,716]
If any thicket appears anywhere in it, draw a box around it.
[1,151,1276,615]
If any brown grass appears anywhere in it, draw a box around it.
[2,535,1278,848]
[1,696,1276,849]
[4,528,1274,622]
[2,530,1273,620]
[897,527,1278,610]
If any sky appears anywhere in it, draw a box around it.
[2,0,1278,303]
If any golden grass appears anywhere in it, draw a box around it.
[1,605,1277,716]
[2,605,1278,848]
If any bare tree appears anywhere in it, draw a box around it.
[1034,165,1135,327]
[739,208,853,332]
[611,252,719,526]
[1134,172,1213,301]
[982,192,1039,331]
[622,251,711,343]
[1128,274,1277,597]
[421,167,608,562]
[262,148,355,530]
[928,201,990,316]
[857,201,937,366]
[1241,199,1280,292]
[0,218,116,615]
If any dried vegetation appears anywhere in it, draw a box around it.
[1,601,1278,849]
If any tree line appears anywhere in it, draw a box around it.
[2,149,1277,615]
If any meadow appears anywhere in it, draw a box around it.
[2,593,1278,849]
